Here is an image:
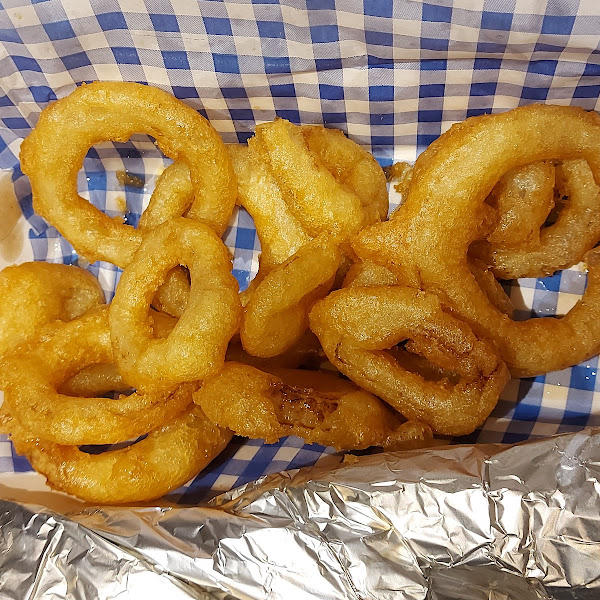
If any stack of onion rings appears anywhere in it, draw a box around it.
[20,81,237,267]
[310,286,510,435]
[6,83,600,504]
[354,104,600,377]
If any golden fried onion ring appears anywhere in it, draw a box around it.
[109,218,241,390]
[301,125,388,225]
[0,308,192,445]
[354,104,600,376]
[20,81,236,268]
[252,119,368,241]
[240,235,341,358]
[58,363,130,398]
[476,159,600,278]
[2,399,232,505]
[344,258,513,317]
[0,262,105,359]
[486,160,556,249]
[194,363,433,451]
[309,286,509,436]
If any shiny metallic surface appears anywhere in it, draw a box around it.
[1,430,599,599]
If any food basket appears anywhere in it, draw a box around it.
[1,2,600,598]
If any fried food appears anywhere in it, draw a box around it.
[239,123,388,351]
[468,259,513,317]
[151,266,190,318]
[354,104,600,376]
[58,363,130,397]
[486,161,556,248]
[301,125,388,225]
[384,161,413,197]
[343,260,401,288]
[2,400,232,505]
[0,262,105,359]
[14,82,600,503]
[252,119,371,241]
[344,259,514,318]
[0,308,192,445]
[58,310,175,397]
[309,286,510,435]
[240,235,341,358]
[194,363,433,451]
[20,81,236,268]
[138,161,194,231]
[109,218,241,391]
[227,330,326,370]
[231,144,311,274]
[475,159,600,278]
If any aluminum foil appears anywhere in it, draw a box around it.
[1,429,600,600]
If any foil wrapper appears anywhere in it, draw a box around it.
[1,429,600,600]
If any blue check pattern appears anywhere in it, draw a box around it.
[0,0,599,502]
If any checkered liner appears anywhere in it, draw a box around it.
[1,0,600,503]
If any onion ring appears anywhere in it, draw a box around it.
[109,218,241,390]
[301,125,388,225]
[226,331,326,370]
[231,144,311,272]
[58,309,175,397]
[3,400,232,504]
[0,262,104,359]
[476,159,600,278]
[58,363,130,398]
[20,81,236,268]
[194,362,433,451]
[138,161,194,232]
[0,308,192,445]
[240,235,341,358]
[486,161,556,248]
[309,286,509,435]
[343,259,513,317]
[252,119,368,240]
[354,104,600,376]
[151,266,190,318]
[468,258,513,317]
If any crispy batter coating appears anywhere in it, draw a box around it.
[138,162,194,231]
[109,218,241,391]
[20,81,236,267]
[241,235,341,358]
[486,161,556,248]
[0,262,105,360]
[302,125,388,225]
[0,308,193,445]
[2,401,232,505]
[194,363,432,451]
[309,286,509,436]
[59,363,130,397]
[232,143,311,272]
[344,259,513,318]
[476,159,600,278]
[385,161,413,197]
[354,104,600,376]
[343,260,401,288]
[151,266,190,318]
[253,119,368,240]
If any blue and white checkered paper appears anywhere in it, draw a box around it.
[1,0,600,502]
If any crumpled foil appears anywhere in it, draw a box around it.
[1,429,600,600]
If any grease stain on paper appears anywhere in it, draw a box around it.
[0,177,24,263]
